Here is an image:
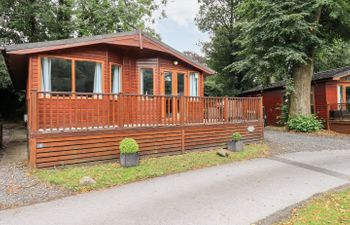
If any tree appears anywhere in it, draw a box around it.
[183,51,206,64]
[315,39,350,72]
[75,0,166,36]
[204,75,224,96]
[196,0,252,96]
[232,0,350,117]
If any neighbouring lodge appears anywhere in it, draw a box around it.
[1,31,263,168]
[241,67,350,134]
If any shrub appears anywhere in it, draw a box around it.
[231,132,242,142]
[287,115,324,132]
[119,138,139,154]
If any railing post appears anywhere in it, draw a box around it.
[259,96,263,124]
[118,93,124,128]
[31,90,38,132]
[180,96,185,125]
[224,96,229,123]
[326,104,330,130]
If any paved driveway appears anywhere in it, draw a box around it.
[0,146,349,225]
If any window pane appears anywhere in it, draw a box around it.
[164,71,172,95]
[49,58,72,92]
[112,65,121,93]
[177,73,185,96]
[346,87,350,103]
[75,61,101,93]
[141,69,153,95]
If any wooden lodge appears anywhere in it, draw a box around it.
[1,31,263,168]
[241,67,350,134]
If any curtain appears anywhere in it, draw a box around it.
[93,63,102,93]
[112,66,120,94]
[41,57,51,92]
[140,72,144,94]
[190,73,198,96]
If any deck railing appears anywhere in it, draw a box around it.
[328,103,350,121]
[29,91,263,133]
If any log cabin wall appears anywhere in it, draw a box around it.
[26,45,205,131]
[27,45,205,98]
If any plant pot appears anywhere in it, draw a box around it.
[227,141,244,152]
[120,153,139,167]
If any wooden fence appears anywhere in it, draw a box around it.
[29,91,263,133]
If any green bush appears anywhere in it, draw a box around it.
[119,138,139,154]
[231,132,242,142]
[287,115,324,132]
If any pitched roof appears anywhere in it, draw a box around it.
[241,66,350,95]
[2,31,215,75]
[4,31,137,52]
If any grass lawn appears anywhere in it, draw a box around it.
[278,188,350,225]
[33,144,269,192]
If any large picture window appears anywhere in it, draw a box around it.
[41,57,72,92]
[140,68,154,95]
[111,65,122,94]
[40,57,102,94]
[189,72,199,96]
[75,61,102,93]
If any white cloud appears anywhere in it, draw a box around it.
[152,0,199,29]
[151,0,209,54]
[163,0,199,27]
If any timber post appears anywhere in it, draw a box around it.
[224,96,229,123]
[31,90,38,132]
[326,104,330,130]
[180,96,185,153]
[118,93,124,128]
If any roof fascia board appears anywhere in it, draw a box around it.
[6,35,138,55]
[142,34,215,75]
[332,70,350,80]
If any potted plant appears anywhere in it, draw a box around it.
[227,132,244,152]
[119,138,140,167]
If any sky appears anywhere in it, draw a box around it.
[153,0,209,55]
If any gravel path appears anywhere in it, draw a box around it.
[0,124,72,210]
[0,162,72,210]
[265,130,350,155]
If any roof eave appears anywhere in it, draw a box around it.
[332,70,350,80]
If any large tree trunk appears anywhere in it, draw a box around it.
[289,61,313,117]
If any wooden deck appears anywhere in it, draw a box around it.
[326,103,350,134]
[28,91,264,168]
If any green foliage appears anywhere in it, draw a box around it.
[279,103,290,126]
[0,0,166,43]
[315,39,350,72]
[204,76,224,96]
[287,115,324,132]
[231,132,242,142]
[119,138,139,154]
[75,0,165,36]
[33,144,269,192]
[196,0,253,96]
[0,55,11,89]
